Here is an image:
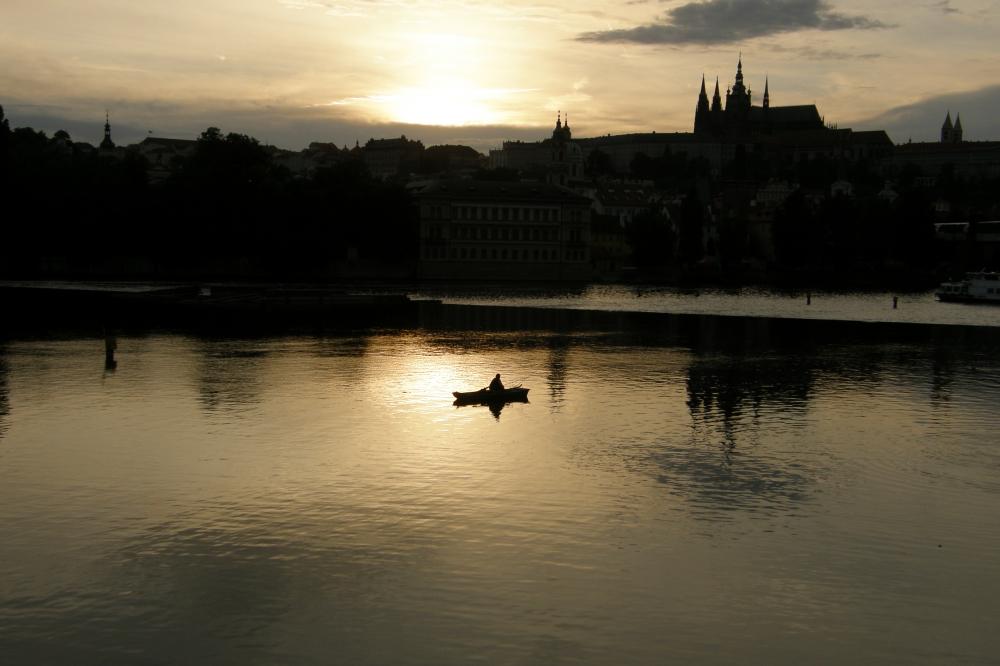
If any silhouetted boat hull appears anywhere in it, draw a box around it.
[452,387,529,404]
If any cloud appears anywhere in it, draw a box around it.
[762,41,882,60]
[929,0,959,14]
[850,84,1000,143]
[577,0,890,45]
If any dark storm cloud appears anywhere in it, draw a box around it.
[577,0,890,45]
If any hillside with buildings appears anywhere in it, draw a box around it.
[2,60,998,284]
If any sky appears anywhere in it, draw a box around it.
[3,0,1000,151]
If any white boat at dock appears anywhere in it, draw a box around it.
[936,271,1000,304]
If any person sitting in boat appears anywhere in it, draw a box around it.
[488,374,504,391]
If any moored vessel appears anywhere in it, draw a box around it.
[936,271,1000,304]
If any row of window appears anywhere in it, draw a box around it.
[450,226,560,242]
[423,246,588,262]
[427,205,584,223]
[427,225,586,243]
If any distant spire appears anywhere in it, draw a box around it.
[697,75,710,109]
[100,110,115,150]
[955,113,963,130]
[711,77,722,113]
[763,76,770,109]
[941,111,954,143]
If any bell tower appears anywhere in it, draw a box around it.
[100,111,115,150]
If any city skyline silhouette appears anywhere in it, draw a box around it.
[4,1,1000,149]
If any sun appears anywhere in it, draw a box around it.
[374,31,513,126]
[381,82,505,126]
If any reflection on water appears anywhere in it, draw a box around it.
[2,307,1000,664]
[669,353,817,519]
[0,349,8,439]
[194,341,270,414]
[452,395,530,421]
[545,336,570,413]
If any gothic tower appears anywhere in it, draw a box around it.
[724,56,752,134]
[694,75,712,135]
[941,112,954,143]
[711,77,723,135]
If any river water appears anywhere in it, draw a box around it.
[2,301,1000,664]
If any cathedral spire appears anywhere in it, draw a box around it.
[763,76,770,109]
[941,111,954,143]
[694,75,712,134]
[731,54,747,98]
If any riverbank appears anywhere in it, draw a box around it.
[5,279,1000,331]
[0,282,437,333]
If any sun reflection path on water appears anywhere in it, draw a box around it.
[357,332,542,418]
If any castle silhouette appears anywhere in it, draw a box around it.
[693,56,825,137]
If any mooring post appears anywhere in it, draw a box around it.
[104,330,118,371]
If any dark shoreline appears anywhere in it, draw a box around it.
[4,280,1000,344]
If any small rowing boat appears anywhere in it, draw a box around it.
[452,387,530,404]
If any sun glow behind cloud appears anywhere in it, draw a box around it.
[354,30,532,126]
[381,84,506,126]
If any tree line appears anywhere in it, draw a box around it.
[588,144,1000,285]
[0,110,417,280]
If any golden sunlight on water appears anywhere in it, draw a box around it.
[1,309,1000,664]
